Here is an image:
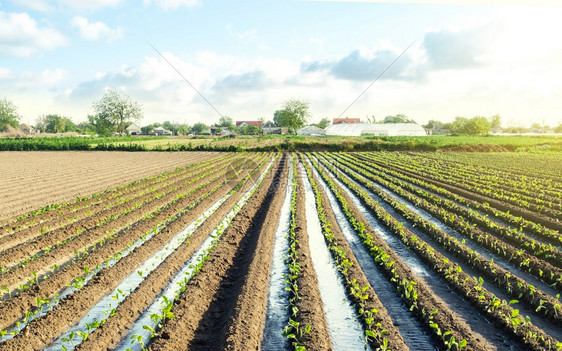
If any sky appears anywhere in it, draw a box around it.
[1,0,561,128]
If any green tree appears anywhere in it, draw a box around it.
[423,120,442,129]
[530,122,541,131]
[93,89,143,136]
[314,117,331,129]
[449,117,469,134]
[0,98,21,131]
[88,114,115,137]
[238,124,261,135]
[76,121,95,134]
[217,116,234,129]
[191,122,208,135]
[43,114,76,133]
[141,123,160,135]
[54,117,66,133]
[274,98,311,134]
[463,116,492,135]
[554,123,562,133]
[176,123,191,136]
[383,114,412,124]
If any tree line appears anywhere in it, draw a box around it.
[2,93,561,137]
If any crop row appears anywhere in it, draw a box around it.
[50,154,277,351]
[421,152,562,183]
[322,153,562,324]
[0,153,273,350]
[350,153,562,247]
[300,155,407,350]
[331,153,562,285]
[0,153,268,337]
[312,153,560,350]
[0,154,259,297]
[364,152,562,220]
[0,153,234,236]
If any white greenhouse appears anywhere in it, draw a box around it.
[325,123,427,137]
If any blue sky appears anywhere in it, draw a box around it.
[1,0,561,128]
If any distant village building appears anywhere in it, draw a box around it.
[297,125,326,136]
[19,123,37,135]
[236,121,263,128]
[425,125,451,135]
[333,117,361,125]
[153,126,173,136]
[126,123,142,135]
[262,121,287,135]
[325,123,427,137]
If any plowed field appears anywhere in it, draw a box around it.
[0,151,560,351]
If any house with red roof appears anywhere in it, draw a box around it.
[333,117,361,125]
[236,121,263,127]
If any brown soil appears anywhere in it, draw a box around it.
[438,144,511,152]
[0,155,264,328]
[0,151,219,221]
[0,157,239,272]
[147,155,285,350]
[73,159,272,351]
[0,158,242,295]
[0,153,235,244]
[0,155,267,350]
[0,154,235,242]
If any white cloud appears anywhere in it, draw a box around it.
[0,11,67,57]
[0,68,67,90]
[143,0,201,11]
[0,67,14,79]
[9,0,125,11]
[71,16,122,42]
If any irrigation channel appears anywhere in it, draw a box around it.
[0,151,559,350]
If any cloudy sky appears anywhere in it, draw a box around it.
[1,0,561,128]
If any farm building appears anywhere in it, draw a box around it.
[325,123,427,137]
[153,126,173,136]
[19,123,37,135]
[262,121,287,135]
[126,123,141,135]
[298,125,326,136]
[236,121,263,128]
[333,117,361,124]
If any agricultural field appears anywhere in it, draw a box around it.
[0,151,560,350]
[0,151,219,221]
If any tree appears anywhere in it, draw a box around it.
[313,117,331,129]
[463,116,491,135]
[423,120,442,130]
[449,117,469,134]
[88,114,115,137]
[554,123,562,133]
[93,89,143,136]
[176,124,191,136]
[383,114,414,124]
[191,122,208,135]
[217,116,234,129]
[54,117,66,134]
[274,98,311,134]
[0,98,20,131]
[35,115,48,132]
